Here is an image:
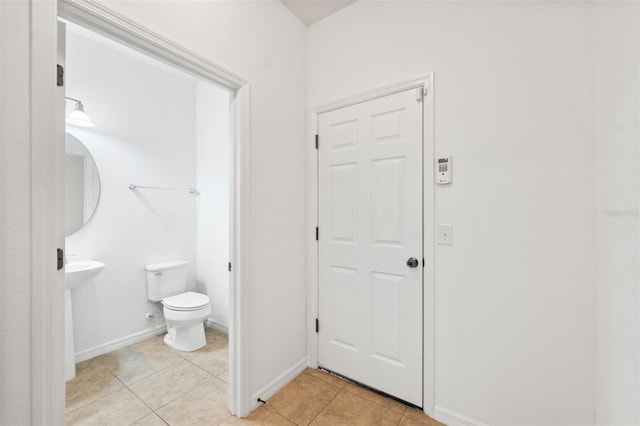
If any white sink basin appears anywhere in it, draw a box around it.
[65,260,105,288]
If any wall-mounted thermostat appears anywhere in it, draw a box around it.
[436,156,452,184]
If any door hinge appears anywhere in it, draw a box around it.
[315,134,319,150]
[423,258,425,268]
[416,86,426,102]
[57,248,64,271]
[315,227,319,241]
[315,318,319,333]
[57,65,64,87]
[228,262,232,272]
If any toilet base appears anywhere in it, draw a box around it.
[164,322,207,352]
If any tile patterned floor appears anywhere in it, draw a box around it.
[66,328,444,425]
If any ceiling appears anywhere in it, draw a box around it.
[281,0,356,26]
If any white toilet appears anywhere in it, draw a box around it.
[146,260,211,351]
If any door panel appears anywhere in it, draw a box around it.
[318,88,423,406]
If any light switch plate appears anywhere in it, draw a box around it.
[438,224,453,245]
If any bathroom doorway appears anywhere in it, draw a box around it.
[57,2,252,419]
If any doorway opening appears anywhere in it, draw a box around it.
[57,1,252,419]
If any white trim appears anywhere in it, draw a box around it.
[422,73,436,418]
[34,1,254,420]
[249,357,309,410]
[32,1,65,423]
[57,0,245,90]
[206,317,230,334]
[433,406,489,426]
[75,324,167,363]
[306,103,320,369]
[637,5,640,420]
[229,83,253,417]
[307,73,435,415]
[0,0,3,416]
[314,76,431,115]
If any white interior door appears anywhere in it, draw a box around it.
[318,87,423,406]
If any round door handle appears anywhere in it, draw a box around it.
[406,257,419,268]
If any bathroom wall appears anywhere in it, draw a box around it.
[196,82,231,329]
[308,2,597,424]
[65,24,199,356]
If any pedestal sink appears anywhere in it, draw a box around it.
[66,260,105,288]
[65,260,105,381]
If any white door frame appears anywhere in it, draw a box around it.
[307,74,435,415]
[32,0,254,420]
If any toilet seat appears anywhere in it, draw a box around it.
[162,291,210,311]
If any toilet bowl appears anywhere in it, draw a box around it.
[162,291,211,351]
[145,261,211,352]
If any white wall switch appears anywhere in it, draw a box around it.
[438,224,453,245]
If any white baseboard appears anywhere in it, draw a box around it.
[248,356,309,413]
[206,317,229,334]
[74,324,167,363]
[434,406,488,426]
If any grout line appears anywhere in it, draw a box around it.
[64,369,124,414]
[109,375,157,426]
[340,382,409,415]
[180,352,229,381]
[313,368,409,413]
[302,369,348,390]
[306,385,342,425]
[261,370,345,425]
[126,351,228,416]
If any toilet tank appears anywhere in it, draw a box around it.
[145,260,188,302]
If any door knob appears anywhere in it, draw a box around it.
[406,257,419,268]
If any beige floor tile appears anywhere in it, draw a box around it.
[217,370,229,383]
[402,408,446,426]
[65,387,151,426]
[74,356,108,375]
[130,334,167,352]
[205,327,229,345]
[100,342,184,385]
[65,365,124,412]
[129,359,212,410]
[399,415,430,426]
[303,368,348,389]
[156,378,230,426]
[220,405,295,425]
[310,390,402,426]
[266,372,341,425]
[342,382,407,414]
[133,412,169,425]
[179,344,228,376]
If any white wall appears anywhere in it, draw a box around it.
[98,0,308,405]
[196,82,231,328]
[308,2,597,424]
[0,1,34,423]
[594,2,640,424]
[65,25,199,354]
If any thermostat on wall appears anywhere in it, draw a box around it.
[436,156,452,184]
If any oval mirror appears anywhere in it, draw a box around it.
[65,133,101,236]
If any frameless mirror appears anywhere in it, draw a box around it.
[65,133,101,236]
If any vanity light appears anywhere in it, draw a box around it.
[65,97,95,128]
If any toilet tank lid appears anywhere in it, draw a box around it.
[145,260,188,272]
